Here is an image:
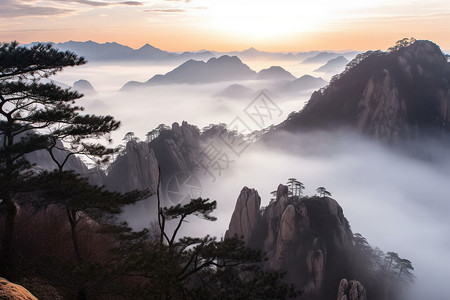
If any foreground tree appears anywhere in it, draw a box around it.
[112,178,299,299]
[0,41,86,276]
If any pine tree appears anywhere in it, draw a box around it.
[0,41,86,276]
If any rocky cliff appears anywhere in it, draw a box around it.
[148,121,202,186]
[274,40,450,142]
[226,184,354,299]
[336,279,366,300]
[148,121,233,186]
[105,140,159,194]
[225,187,261,245]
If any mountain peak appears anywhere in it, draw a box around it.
[276,39,450,142]
[207,55,243,64]
[136,55,256,86]
[139,43,157,50]
[243,47,259,53]
[257,66,296,80]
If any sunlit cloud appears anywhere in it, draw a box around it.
[144,8,186,13]
[56,0,144,7]
[0,0,74,18]
[0,0,144,19]
[1,0,449,54]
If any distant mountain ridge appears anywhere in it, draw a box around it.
[121,57,327,90]
[27,40,356,64]
[314,56,349,74]
[303,51,357,64]
[49,40,214,63]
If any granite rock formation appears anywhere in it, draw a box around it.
[105,140,159,194]
[336,279,367,300]
[225,187,261,245]
[226,184,354,299]
[274,40,450,143]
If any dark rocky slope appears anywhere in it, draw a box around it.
[272,40,450,143]
[226,184,401,300]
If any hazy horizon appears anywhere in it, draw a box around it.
[2,0,449,52]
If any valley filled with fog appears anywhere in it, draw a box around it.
[50,55,449,300]
[52,58,333,144]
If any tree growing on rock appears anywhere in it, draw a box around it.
[294,180,305,196]
[316,186,331,197]
[122,131,139,142]
[287,178,304,196]
[396,258,414,281]
[388,37,416,52]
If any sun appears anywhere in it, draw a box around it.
[203,0,330,40]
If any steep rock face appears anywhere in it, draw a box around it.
[149,121,202,185]
[225,187,261,245]
[336,279,366,300]
[355,69,407,140]
[0,277,37,300]
[148,121,233,187]
[225,184,354,299]
[276,40,450,142]
[105,140,159,194]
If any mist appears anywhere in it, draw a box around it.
[51,58,326,146]
[182,131,450,300]
[48,58,449,299]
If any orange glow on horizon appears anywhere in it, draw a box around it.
[1,0,449,53]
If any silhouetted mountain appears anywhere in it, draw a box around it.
[177,51,215,61]
[276,75,327,93]
[314,56,349,74]
[223,47,297,60]
[122,56,257,89]
[215,84,254,99]
[55,40,136,61]
[273,40,450,142]
[33,41,359,66]
[302,52,342,64]
[73,79,97,95]
[134,43,171,60]
[303,52,356,64]
[51,40,213,63]
[257,66,296,81]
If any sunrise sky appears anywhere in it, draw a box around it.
[1,0,449,52]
